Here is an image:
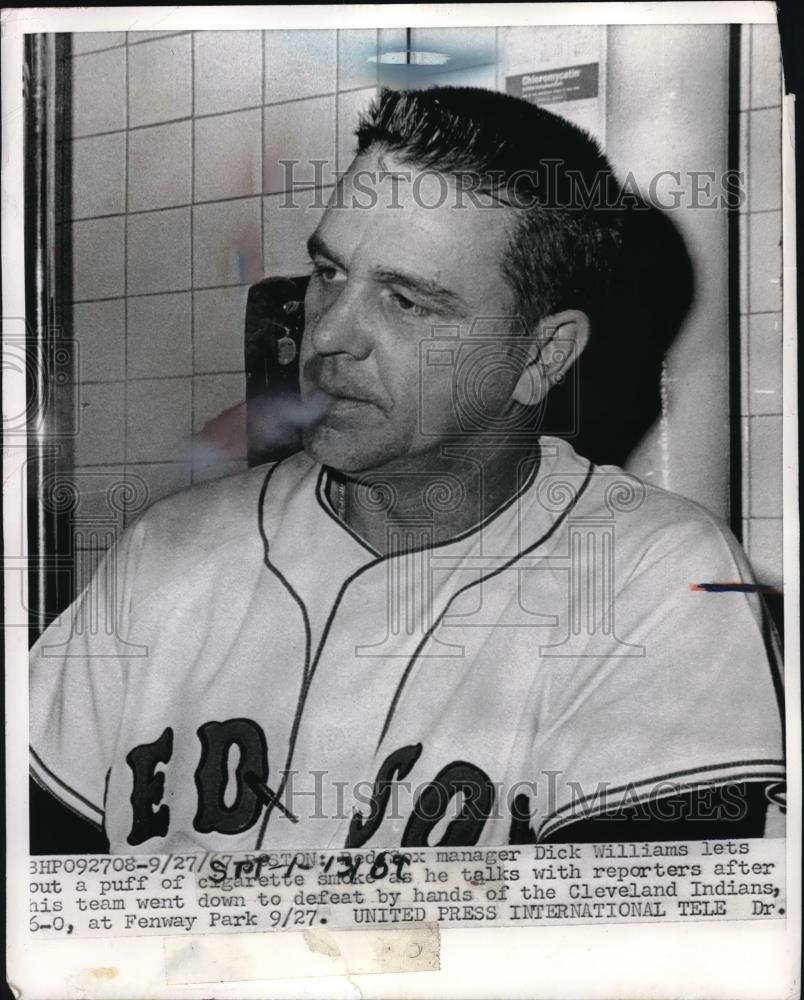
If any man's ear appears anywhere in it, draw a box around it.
[512,309,590,406]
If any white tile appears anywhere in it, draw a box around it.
[746,517,783,586]
[192,373,247,465]
[70,47,126,137]
[192,198,263,288]
[410,26,498,65]
[193,373,246,433]
[70,132,127,219]
[264,29,336,105]
[71,216,125,301]
[747,107,782,213]
[338,29,380,91]
[75,381,125,466]
[123,462,192,522]
[264,95,336,193]
[194,109,262,202]
[750,24,782,108]
[127,207,191,295]
[377,27,408,52]
[748,210,782,314]
[127,292,193,378]
[193,286,248,373]
[740,415,751,519]
[70,32,126,56]
[55,141,69,220]
[747,312,783,415]
[128,120,192,211]
[741,517,751,553]
[263,188,329,277]
[97,466,153,524]
[128,34,192,128]
[372,28,411,90]
[337,88,377,172]
[66,467,128,526]
[739,313,749,419]
[193,30,263,115]
[737,110,749,211]
[738,21,751,111]
[127,31,188,44]
[126,377,192,463]
[402,27,498,91]
[71,299,126,382]
[738,211,748,314]
[748,414,782,517]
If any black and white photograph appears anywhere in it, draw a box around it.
[2,4,799,998]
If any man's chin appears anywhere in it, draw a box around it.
[301,425,378,473]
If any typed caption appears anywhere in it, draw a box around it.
[28,839,785,938]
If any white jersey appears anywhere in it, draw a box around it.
[29,437,785,853]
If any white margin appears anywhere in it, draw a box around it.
[2,5,798,999]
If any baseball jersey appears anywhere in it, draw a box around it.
[29,437,785,853]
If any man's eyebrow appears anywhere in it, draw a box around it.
[307,234,470,315]
[306,232,348,270]
[371,267,469,314]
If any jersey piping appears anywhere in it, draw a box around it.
[255,448,583,848]
[538,760,787,841]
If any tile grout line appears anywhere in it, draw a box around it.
[69,188,783,228]
[80,370,245,386]
[255,28,266,474]
[64,186,338,225]
[68,279,295,306]
[743,24,753,524]
[742,32,753,533]
[334,30,340,175]
[65,195,784,226]
[64,86,363,144]
[190,30,197,485]
[122,37,131,525]
[126,32,192,47]
[260,27,266,297]
[69,31,192,60]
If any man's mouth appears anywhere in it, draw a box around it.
[327,397,365,410]
[315,385,377,410]
[298,385,379,429]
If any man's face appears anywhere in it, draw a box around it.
[299,149,524,475]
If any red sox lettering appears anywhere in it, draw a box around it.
[126,721,494,849]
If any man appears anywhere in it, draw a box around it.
[30,87,784,854]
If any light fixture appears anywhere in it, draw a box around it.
[368,50,451,66]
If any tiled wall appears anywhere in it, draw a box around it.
[59,28,398,586]
[58,27,501,578]
[737,24,784,585]
[56,25,785,594]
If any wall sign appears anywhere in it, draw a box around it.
[507,62,599,106]
[501,25,607,144]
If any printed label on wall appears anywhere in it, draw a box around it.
[507,63,599,106]
[500,25,606,143]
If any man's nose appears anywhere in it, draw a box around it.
[307,285,371,360]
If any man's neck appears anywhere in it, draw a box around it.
[328,438,542,555]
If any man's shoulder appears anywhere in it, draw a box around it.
[131,451,318,554]
[591,462,729,532]
[136,463,268,543]
[545,438,749,572]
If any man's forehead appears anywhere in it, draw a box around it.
[337,147,476,211]
[316,149,513,268]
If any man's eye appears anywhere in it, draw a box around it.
[389,292,430,317]
[312,263,344,284]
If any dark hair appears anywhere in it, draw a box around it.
[356,86,624,329]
